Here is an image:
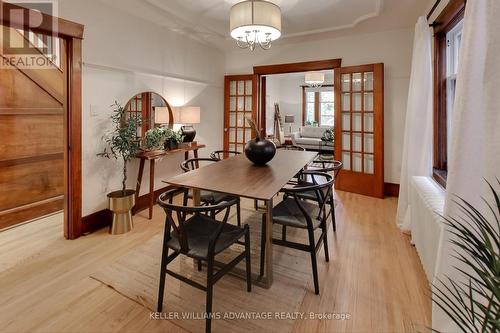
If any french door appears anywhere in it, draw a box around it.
[223,75,258,155]
[334,64,384,198]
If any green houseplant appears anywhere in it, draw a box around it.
[97,102,141,234]
[144,127,166,151]
[164,128,184,150]
[433,180,499,333]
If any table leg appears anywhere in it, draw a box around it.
[192,188,201,206]
[194,149,199,168]
[263,198,274,287]
[149,159,155,220]
[134,159,145,215]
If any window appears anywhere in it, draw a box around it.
[433,0,465,188]
[446,21,463,155]
[302,86,334,127]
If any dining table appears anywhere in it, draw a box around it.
[163,149,318,288]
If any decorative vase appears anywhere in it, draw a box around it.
[165,140,179,150]
[107,189,135,235]
[244,138,276,165]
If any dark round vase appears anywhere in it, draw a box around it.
[244,138,276,166]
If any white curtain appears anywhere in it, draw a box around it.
[433,0,500,331]
[396,16,434,232]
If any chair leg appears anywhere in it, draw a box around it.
[307,228,320,295]
[331,193,336,232]
[197,260,202,271]
[157,247,169,312]
[206,258,214,333]
[259,214,266,277]
[322,222,330,262]
[236,200,242,227]
[282,225,287,241]
[244,227,252,292]
[254,199,258,210]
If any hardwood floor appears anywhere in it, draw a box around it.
[0,192,431,333]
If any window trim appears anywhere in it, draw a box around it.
[432,0,466,188]
[301,84,334,126]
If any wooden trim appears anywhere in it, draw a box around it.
[427,0,443,20]
[0,0,84,39]
[432,0,466,34]
[83,185,174,234]
[0,196,63,230]
[432,0,465,189]
[260,76,266,137]
[0,108,63,115]
[253,59,342,75]
[384,183,400,197]
[81,209,112,235]
[64,37,83,239]
[0,152,63,168]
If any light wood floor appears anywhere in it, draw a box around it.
[0,192,431,333]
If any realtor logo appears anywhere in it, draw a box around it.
[0,0,59,69]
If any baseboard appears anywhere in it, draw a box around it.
[81,185,173,235]
[384,183,400,197]
[0,196,64,230]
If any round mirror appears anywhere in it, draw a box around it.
[124,92,173,139]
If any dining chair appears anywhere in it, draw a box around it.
[298,160,343,231]
[157,188,251,333]
[260,171,334,295]
[209,150,241,160]
[181,158,242,227]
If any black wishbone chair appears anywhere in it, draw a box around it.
[296,160,343,231]
[260,171,334,295]
[209,150,241,160]
[157,188,251,333]
[181,158,242,227]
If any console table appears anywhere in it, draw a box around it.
[134,143,206,219]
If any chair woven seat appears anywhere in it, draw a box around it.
[272,198,322,229]
[166,215,246,260]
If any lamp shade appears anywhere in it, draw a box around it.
[172,106,201,124]
[230,1,281,42]
[305,72,325,86]
[154,107,170,124]
[284,115,295,123]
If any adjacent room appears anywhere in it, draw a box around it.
[0,0,498,333]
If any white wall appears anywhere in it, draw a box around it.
[58,0,225,216]
[225,28,414,184]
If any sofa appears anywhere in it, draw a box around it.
[291,126,334,152]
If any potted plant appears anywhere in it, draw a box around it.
[97,102,141,235]
[164,128,184,150]
[433,180,499,332]
[144,127,166,152]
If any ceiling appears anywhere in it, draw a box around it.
[101,0,432,50]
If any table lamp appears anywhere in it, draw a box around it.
[174,106,201,142]
[285,115,295,135]
[154,107,170,125]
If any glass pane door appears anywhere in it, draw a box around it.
[335,64,384,198]
[224,75,257,154]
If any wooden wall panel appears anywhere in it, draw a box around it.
[0,115,63,161]
[0,64,61,109]
[0,158,64,211]
[0,24,66,229]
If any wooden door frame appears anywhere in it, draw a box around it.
[1,1,84,239]
[252,59,342,138]
[223,74,258,153]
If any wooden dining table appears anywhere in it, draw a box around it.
[163,150,318,288]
